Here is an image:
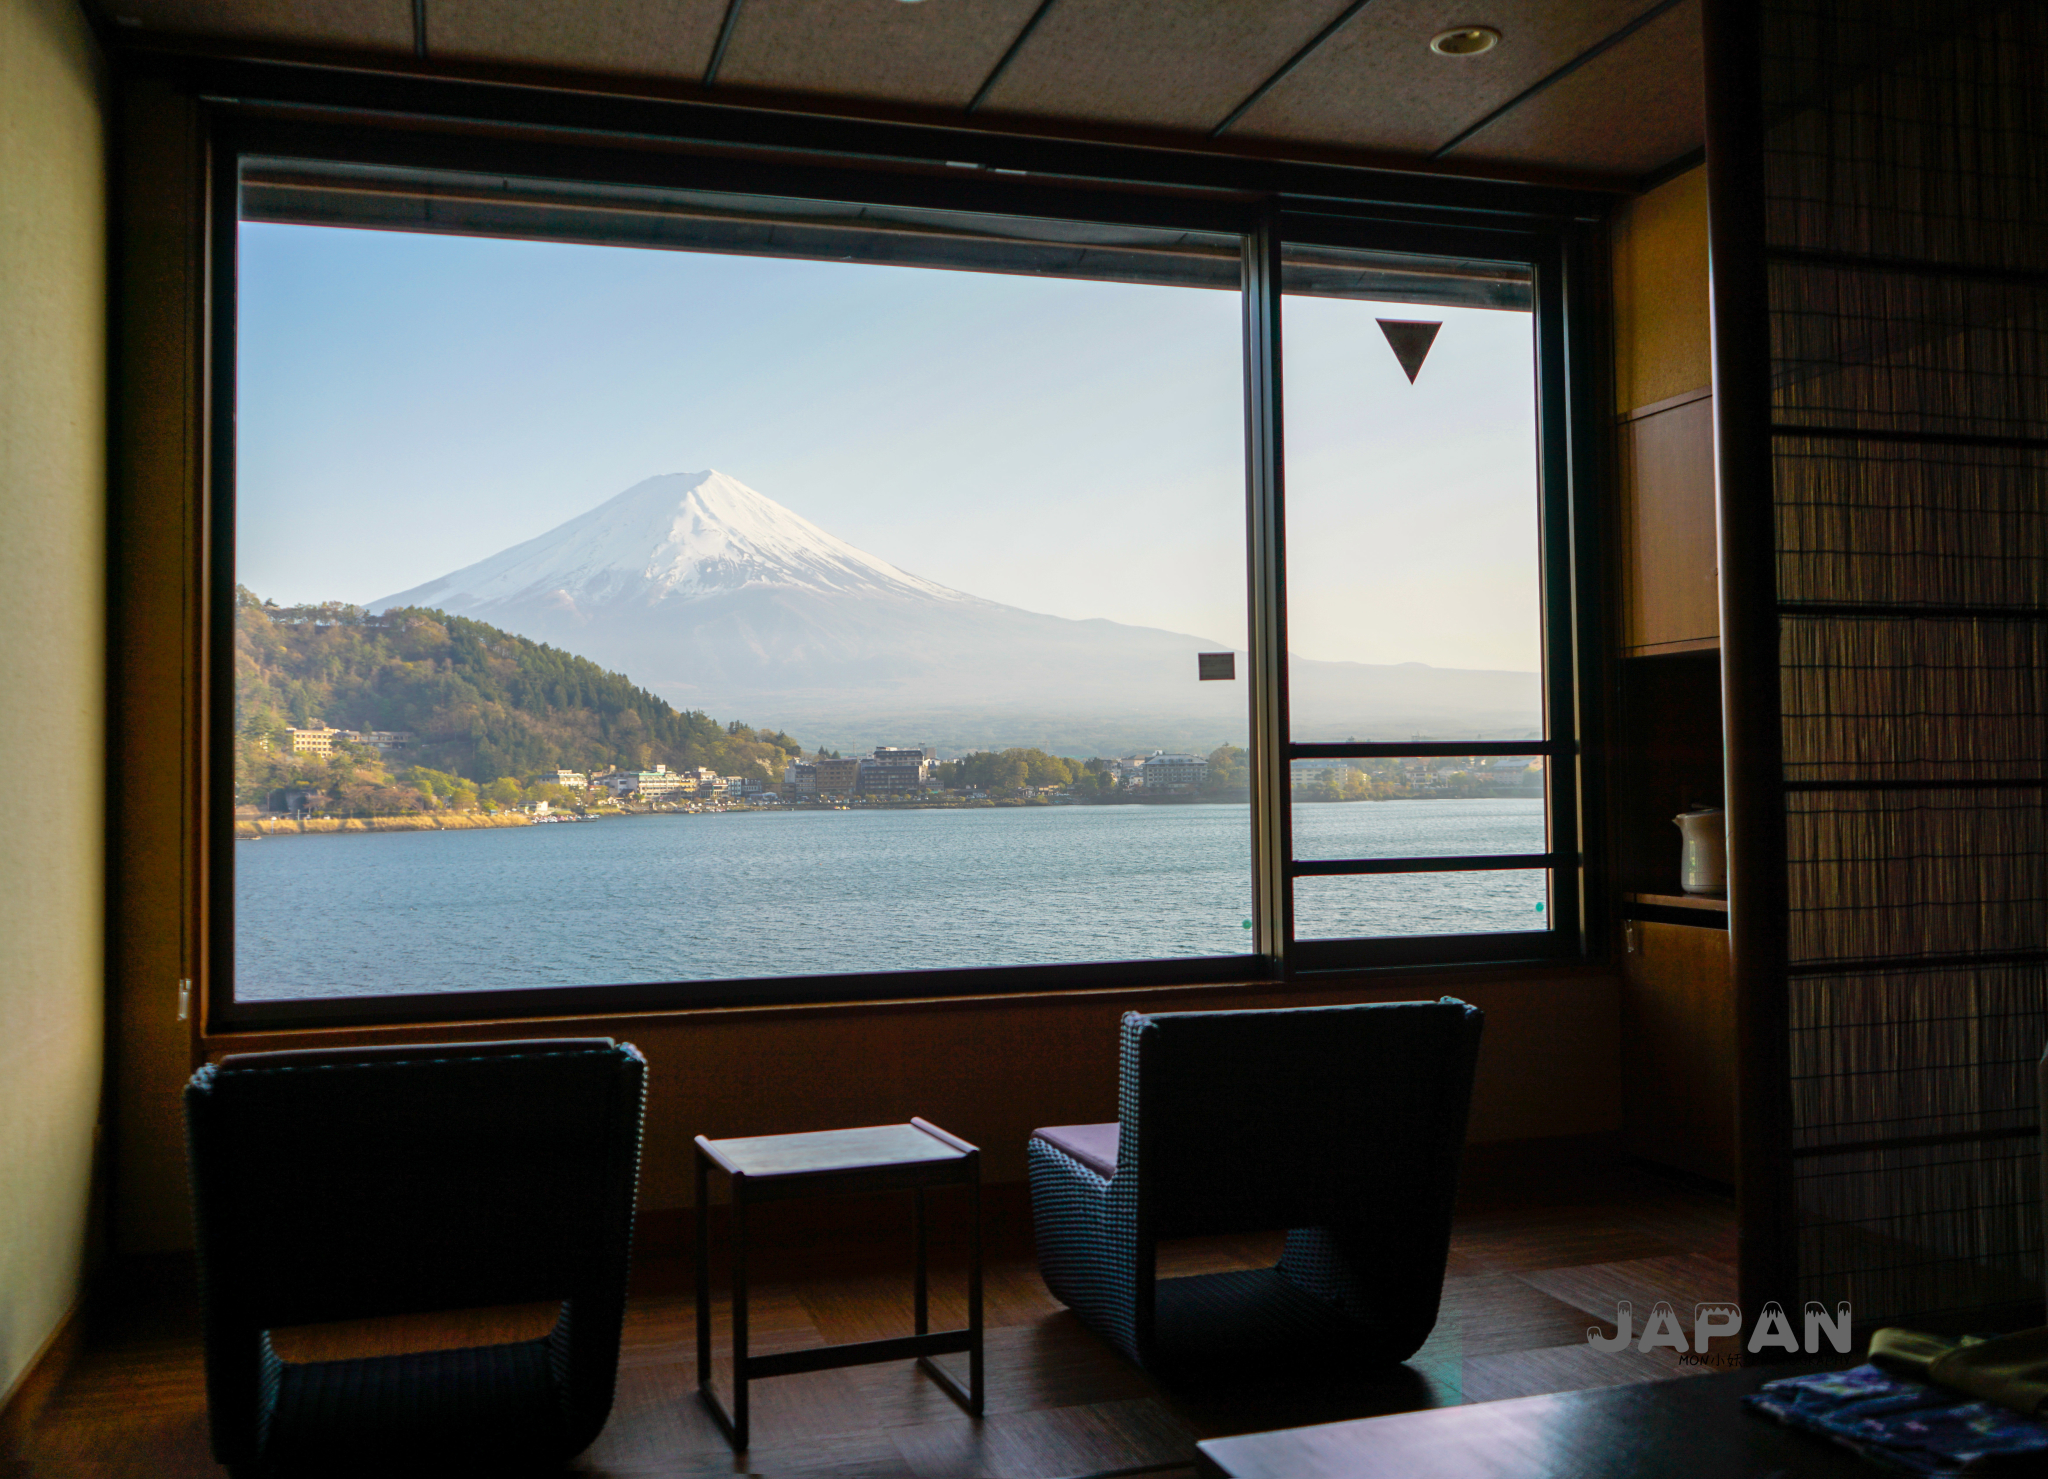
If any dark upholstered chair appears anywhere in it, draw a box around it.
[1029,999,1484,1375]
[184,1038,647,1477]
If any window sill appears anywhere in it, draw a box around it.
[200,956,1611,1054]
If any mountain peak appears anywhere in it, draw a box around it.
[369,468,1539,751]
[374,469,967,616]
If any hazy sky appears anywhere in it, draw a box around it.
[238,222,1539,671]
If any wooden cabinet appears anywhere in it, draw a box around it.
[1618,389,1718,655]
[1609,166,1730,1184]
[1621,919,1735,1182]
[1612,394,1732,1185]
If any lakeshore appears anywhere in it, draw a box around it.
[235,811,537,840]
[231,789,1277,841]
[228,782,1546,842]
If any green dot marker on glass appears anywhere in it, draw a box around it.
[1242,919,1254,929]
[1535,902,1545,912]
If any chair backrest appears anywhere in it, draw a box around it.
[1123,999,1483,1240]
[185,1038,646,1331]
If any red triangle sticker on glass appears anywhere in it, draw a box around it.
[1377,319,1442,383]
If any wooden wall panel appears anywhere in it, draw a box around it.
[1610,163,1711,415]
[1621,920,1734,1182]
[109,75,208,1256]
[192,966,1624,1230]
[1619,393,1719,653]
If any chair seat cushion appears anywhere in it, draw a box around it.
[1032,1122,1119,1179]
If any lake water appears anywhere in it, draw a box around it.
[234,798,1548,1000]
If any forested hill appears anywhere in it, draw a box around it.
[234,588,803,799]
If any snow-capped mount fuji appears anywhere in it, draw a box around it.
[383,470,968,613]
[373,470,1539,754]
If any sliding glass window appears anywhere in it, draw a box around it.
[1275,242,1566,968]
[210,132,1585,1024]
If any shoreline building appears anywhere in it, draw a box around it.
[814,757,862,795]
[282,723,414,756]
[858,746,931,795]
[1139,752,1207,794]
[283,724,336,756]
[599,763,690,800]
[346,729,415,753]
[785,747,933,798]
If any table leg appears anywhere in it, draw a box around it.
[910,1171,984,1419]
[696,1158,750,1453]
[914,1186,929,1337]
[732,1185,750,1450]
[968,1159,984,1414]
[694,1150,710,1394]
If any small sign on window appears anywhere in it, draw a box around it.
[1197,652,1236,681]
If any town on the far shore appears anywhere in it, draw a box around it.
[262,723,1544,820]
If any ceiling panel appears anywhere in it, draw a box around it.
[714,0,1046,108]
[426,0,727,78]
[1226,0,1651,156]
[95,0,412,51]
[92,0,1704,184]
[1444,0,1703,176]
[974,0,1354,134]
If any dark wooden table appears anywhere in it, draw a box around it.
[1197,1361,1867,1478]
[694,1117,983,1451]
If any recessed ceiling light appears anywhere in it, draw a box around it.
[1430,26,1500,56]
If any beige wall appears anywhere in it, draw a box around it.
[0,0,106,1406]
[1612,164,1711,413]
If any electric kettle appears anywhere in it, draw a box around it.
[1674,807,1727,896]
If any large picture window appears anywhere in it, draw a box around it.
[210,124,1588,1025]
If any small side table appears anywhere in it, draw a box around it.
[693,1117,984,1450]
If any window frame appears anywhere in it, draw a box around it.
[199,91,1609,1033]
[1267,214,1589,973]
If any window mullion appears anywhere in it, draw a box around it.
[1290,854,1556,878]
[1243,200,1290,970]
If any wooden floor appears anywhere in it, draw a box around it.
[15,1167,1734,1478]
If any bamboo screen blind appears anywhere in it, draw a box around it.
[1764,0,2048,1323]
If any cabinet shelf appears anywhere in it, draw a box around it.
[1624,636,1719,658]
[1627,892,1726,913]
